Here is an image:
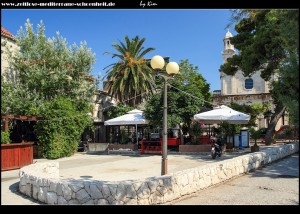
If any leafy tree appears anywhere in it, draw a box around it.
[35,97,93,159]
[219,121,237,139]
[276,55,299,129]
[275,10,299,129]
[189,121,205,144]
[103,35,156,107]
[229,102,263,127]
[144,59,212,132]
[249,127,260,146]
[2,19,97,116]
[104,103,134,119]
[221,10,298,145]
[1,130,11,144]
[2,20,97,158]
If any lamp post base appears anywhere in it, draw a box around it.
[161,158,168,175]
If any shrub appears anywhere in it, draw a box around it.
[1,131,10,144]
[249,127,260,145]
[35,97,93,159]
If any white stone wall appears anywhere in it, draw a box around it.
[1,35,19,82]
[19,143,299,205]
[221,70,269,95]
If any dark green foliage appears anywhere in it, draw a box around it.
[2,20,96,158]
[249,127,261,145]
[1,131,10,144]
[105,103,134,119]
[222,10,299,144]
[229,102,262,128]
[219,121,238,137]
[35,97,93,159]
[144,59,212,131]
[2,19,97,116]
[190,121,204,136]
[221,10,285,80]
[103,35,155,107]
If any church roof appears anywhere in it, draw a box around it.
[225,29,233,38]
[1,27,15,40]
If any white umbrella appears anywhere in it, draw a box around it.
[104,109,149,145]
[104,109,148,126]
[194,105,251,124]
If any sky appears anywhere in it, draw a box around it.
[1,9,236,92]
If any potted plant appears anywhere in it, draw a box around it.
[284,127,293,143]
[189,121,204,144]
[249,127,260,152]
[272,134,277,144]
[219,121,237,149]
[1,130,10,144]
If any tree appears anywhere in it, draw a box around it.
[276,55,299,129]
[249,127,260,146]
[221,10,298,145]
[2,20,97,158]
[35,97,93,159]
[104,103,134,119]
[144,59,212,132]
[103,35,156,107]
[275,10,299,130]
[229,102,264,128]
[2,19,97,116]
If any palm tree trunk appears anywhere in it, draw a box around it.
[265,104,286,145]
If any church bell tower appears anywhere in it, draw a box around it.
[222,29,236,63]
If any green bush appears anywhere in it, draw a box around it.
[35,97,93,159]
[1,131,10,144]
[249,127,261,145]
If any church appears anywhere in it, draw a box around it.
[212,30,288,130]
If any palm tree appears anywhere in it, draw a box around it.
[103,36,156,107]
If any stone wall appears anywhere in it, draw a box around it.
[19,142,298,205]
[87,143,108,153]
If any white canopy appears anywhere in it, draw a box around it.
[104,109,149,126]
[194,105,251,124]
[104,109,148,145]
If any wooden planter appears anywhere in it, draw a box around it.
[1,142,34,171]
[108,144,138,151]
[251,144,260,153]
[179,144,211,153]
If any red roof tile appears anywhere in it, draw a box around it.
[1,27,14,38]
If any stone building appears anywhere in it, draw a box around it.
[1,26,19,82]
[212,30,288,130]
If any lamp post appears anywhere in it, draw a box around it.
[150,55,179,175]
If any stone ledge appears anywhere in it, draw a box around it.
[19,142,298,205]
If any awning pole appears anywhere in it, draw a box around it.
[136,124,138,145]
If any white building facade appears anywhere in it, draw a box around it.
[1,27,19,82]
[213,30,288,130]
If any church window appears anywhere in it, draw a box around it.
[227,41,230,46]
[245,78,253,89]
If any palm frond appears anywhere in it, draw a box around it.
[138,47,155,58]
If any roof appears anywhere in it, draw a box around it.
[1,27,15,40]
[224,29,233,39]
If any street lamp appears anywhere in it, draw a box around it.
[150,55,179,175]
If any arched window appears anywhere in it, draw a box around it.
[245,78,253,89]
[227,41,230,46]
